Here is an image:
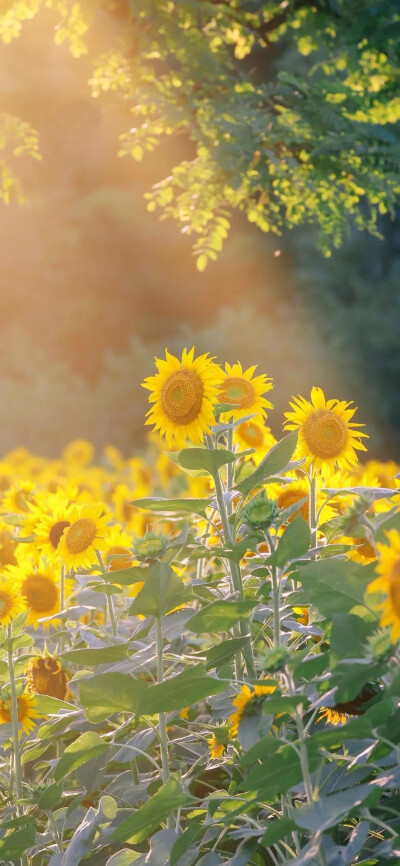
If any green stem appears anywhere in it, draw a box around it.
[212,459,256,679]
[286,668,314,804]
[7,626,23,808]
[309,474,318,552]
[155,616,170,785]
[96,550,117,636]
[226,427,234,518]
[266,530,280,648]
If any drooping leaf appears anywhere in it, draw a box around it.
[205,637,250,670]
[171,447,237,477]
[293,784,375,832]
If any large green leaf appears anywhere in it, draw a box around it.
[330,613,375,665]
[54,731,108,782]
[130,497,212,517]
[32,694,76,714]
[296,559,375,617]
[236,431,298,497]
[139,665,226,714]
[239,741,320,796]
[110,777,194,843]
[293,784,375,832]
[128,561,190,618]
[261,817,297,848]
[0,823,36,861]
[269,515,311,569]
[61,644,131,665]
[79,672,146,723]
[187,600,258,634]
[172,447,237,477]
[102,565,149,585]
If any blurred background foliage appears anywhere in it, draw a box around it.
[0,1,399,458]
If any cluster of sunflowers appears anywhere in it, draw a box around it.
[0,346,398,744]
[1,347,400,866]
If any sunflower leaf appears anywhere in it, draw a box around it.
[131,497,212,517]
[236,431,298,497]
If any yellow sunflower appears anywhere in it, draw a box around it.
[284,386,368,475]
[208,733,226,760]
[229,681,276,737]
[6,561,71,629]
[1,481,36,516]
[0,575,27,625]
[29,492,74,563]
[103,524,133,572]
[234,421,276,464]
[218,362,273,423]
[58,503,110,571]
[0,691,42,736]
[318,707,347,726]
[367,529,400,643]
[142,347,222,447]
[62,439,94,467]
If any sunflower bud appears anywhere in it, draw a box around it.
[243,491,279,530]
[26,656,71,701]
[133,531,167,561]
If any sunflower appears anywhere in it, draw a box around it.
[58,503,110,571]
[0,575,27,625]
[218,363,273,423]
[0,691,43,736]
[6,561,70,629]
[142,347,222,447]
[318,707,348,726]
[234,421,276,464]
[29,492,74,563]
[0,523,19,567]
[26,655,71,701]
[367,529,400,643]
[284,386,368,474]
[229,681,276,737]
[1,481,36,516]
[208,733,226,760]
[103,524,133,572]
[62,439,94,467]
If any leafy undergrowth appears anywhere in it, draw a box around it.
[1,353,400,866]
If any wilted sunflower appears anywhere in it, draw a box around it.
[284,386,367,474]
[367,529,400,643]
[142,347,222,447]
[0,575,26,625]
[58,503,109,571]
[0,691,42,736]
[26,655,71,701]
[218,362,273,423]
[229,681,276,737]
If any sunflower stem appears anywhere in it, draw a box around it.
[226,427,234,518]
[95,550,117,636]
[266,530,280,648]
[7,626,24,816]
[309,474,318,552]
[155,615,173,829]
[211,449,256,679]
[286,667,315,804]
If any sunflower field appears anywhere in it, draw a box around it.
[1,348,400,866]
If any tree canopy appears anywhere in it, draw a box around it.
[2,0,400,266]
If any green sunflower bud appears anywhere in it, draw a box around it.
[133,531,167,561]
[243,490,279,530]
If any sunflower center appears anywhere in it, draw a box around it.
[23,575,58,612]
[219,377,255,409]
[237,421,264,448]
[161,369,204,425]
[0,589,13,617]
[302,409,348,458]
[49,520,71,550]
[65,518,96,554]
[389,561,400,615]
